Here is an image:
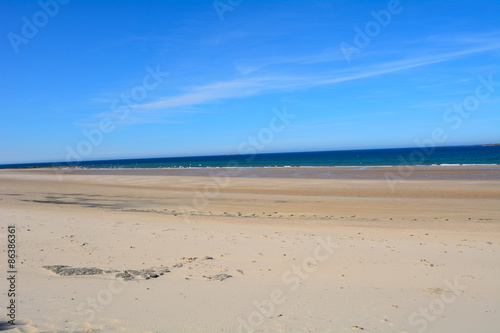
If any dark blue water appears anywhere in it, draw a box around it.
[1,145,499,169]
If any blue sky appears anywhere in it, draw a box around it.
[1,0,499,164]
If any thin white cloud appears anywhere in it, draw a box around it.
[427,32,500,45]
[235,47,345,74]
[135,43,499,112]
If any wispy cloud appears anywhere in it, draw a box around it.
[235,47,345,74]
[427,31,500,45]
[81,32,499,128]
[134,43,499,113]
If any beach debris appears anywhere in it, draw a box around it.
[203,256,214,260]
[123,268,170,279]
[236,269,244,275]
[210,273,232,281]
[44,265,170,280]
[115,272,135,280]
[142,273,159,279]
[43,265,104,276]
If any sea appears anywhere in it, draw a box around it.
[1,145,499,169]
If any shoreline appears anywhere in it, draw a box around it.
[2,163,500,169]
[3,164,500,180]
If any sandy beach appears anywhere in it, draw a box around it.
[1,166,499,332]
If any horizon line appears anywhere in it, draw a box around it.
[1,143,499,168]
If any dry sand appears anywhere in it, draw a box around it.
[0,167,499,332]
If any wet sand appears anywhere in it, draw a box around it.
[20,164,500,180]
